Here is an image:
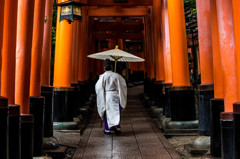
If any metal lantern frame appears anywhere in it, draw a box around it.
[58,1,86,24]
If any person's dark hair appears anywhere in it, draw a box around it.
[104,59,112,71]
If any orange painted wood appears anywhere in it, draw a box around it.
[0,0,5,92]
[78,21,84,81]
[41,0,53,86]
[87,17,95,79]
[162,0,172,84]
[1,0,18,104]
[84,10,90,81]
[53,21,73,87]
[88,0,153,6]
[30,0,46,96]
[85,17,95,79]
[167,0,190,86]
[196,0,213,85]
[88,6,150,17]
[146,12,155,79]
[118,39,124,50]
[85,11,91,81]
[143,17,149,78]
[82,11,91,81]
[94,21,144,31]
[210,0,224,98]
[71,22,77,83]
[73,22,80,83]
[153,0,164,81]
[232,0,240,100]
[95,32,144,40]
[216,0,238,112]
[54,6,61,75]
[16,0,35,114]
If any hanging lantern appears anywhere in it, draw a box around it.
[58,1,86,24]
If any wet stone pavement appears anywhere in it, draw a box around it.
[73,85,181,159]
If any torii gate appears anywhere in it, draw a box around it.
[0,0,240,158]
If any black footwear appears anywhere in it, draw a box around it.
[104,129,112,135]
[112,127,121,135]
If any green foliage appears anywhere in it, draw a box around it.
[184,0,196,8]
[50,3,57,85]
[52,4,57,45]
[184,0,197,17]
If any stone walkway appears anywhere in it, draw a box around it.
[73,85,182,159]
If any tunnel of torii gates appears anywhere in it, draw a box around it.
[0,0,240,157]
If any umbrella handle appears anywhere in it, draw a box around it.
[114,59,117,72]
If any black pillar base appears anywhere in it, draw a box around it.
[71,83,80,117]
[132,71,138,83]
[78,81,87,108]
[139,71,144,82]
[198,84,214,136]
[149,79,156,102]
[210,98,224,157]
[41,86,53,137]
[233,103,240,159]
[53,87,75,122]
[220,112,234,159]
[170,86,196,121]
[154,81,164,107]
[29,96,45,157]
[9,105,21,159]
[144,78,150,95]
[0,97,9,159]
[163,83,172,118]
[21,114,34,159]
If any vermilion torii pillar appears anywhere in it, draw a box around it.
[78,22,84,82]
[210,0,224,100]
[0,0,5,90]
[167,0,190,87]
[232,5,240,158]
[16,0,35,114]
[30,0,46,96]
[210,0,225,156]
[53,0,74,122]
[83,10,90,81]
[0,0,4,46]
[216,0,238,112]
[1,0,18,104]
[71,22,79,84]
[196,0,214,136]
[145,12,155,80]
[162,0,172,85]
[161,0,172,118]
[30,1,46,155]
[53,16,73,87]
[73,22,80,84]
[232,0,240,100]
[41,0,53,86]
[153,0,164,83]
[153,0,165,107]
[196,0,213,85]
[167,0,195,121]
[41,0,54,138]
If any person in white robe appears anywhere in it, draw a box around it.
[95,59,127,135]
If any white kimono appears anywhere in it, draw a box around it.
[95,71,127,128]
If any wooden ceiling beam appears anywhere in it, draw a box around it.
[88,0,153,6]
[94,21,144,31]
[88,6,151,17]
[95,33,144,40]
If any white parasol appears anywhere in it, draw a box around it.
[87,45,145,72]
